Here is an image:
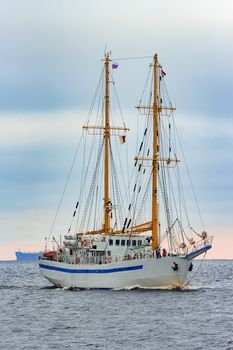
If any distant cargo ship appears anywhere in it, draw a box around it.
[15,251,41,261]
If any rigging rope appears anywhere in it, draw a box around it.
[48,130,85,242]
[188,251,207,283]
[111,55,153,61]
[79,139,104,232]
[173,118,205,231]
[109,142,125,228]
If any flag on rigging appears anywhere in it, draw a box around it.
[161,70,166,77]
[112,63,119,69]
[119,135,126,144]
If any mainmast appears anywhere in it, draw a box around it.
[104,53,111,234]
[152,54,159,250]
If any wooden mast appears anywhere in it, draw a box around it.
[152,54,158,250]
[104,53,111,234]
[82,53,129,236]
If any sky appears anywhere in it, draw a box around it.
[0,0,233,259]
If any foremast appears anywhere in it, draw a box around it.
[152,54,159,250]
[104,53,111,234]
[82,53,129,235]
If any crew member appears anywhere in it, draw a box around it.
[162,248,167,257]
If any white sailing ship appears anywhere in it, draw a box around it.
[39,53,212,289]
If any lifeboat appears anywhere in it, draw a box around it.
[43,251,57,260]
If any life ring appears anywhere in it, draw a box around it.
[76,257,80,264]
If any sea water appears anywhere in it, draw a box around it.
[0,260,232,350]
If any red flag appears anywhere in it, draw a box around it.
[119,135,126,144]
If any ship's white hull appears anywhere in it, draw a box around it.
[39,256,193,289]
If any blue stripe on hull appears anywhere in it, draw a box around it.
[39,263,143,274]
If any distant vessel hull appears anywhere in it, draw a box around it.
[15,252,40,261]
[39,256,192,289]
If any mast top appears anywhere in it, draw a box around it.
[103,51,112,62]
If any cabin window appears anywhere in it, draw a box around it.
[132,240,136,246]
[121,240,125,246]
[138,240,142,246]
[127,240,131,246]
[109,239,113,246]
[70,249,73,255]
[92,245,97,249]
[116,239,120,246]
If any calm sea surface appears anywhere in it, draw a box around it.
[0,260,232,350]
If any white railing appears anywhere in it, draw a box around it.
[184,236,213,255]
[41,236,213,264]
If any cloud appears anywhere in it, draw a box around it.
[0,110,85,148]
[1,108,232,223]
[175,113,233,221]
[0,110,88,212]
[177,113,233,139]
[0,0,233,114]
